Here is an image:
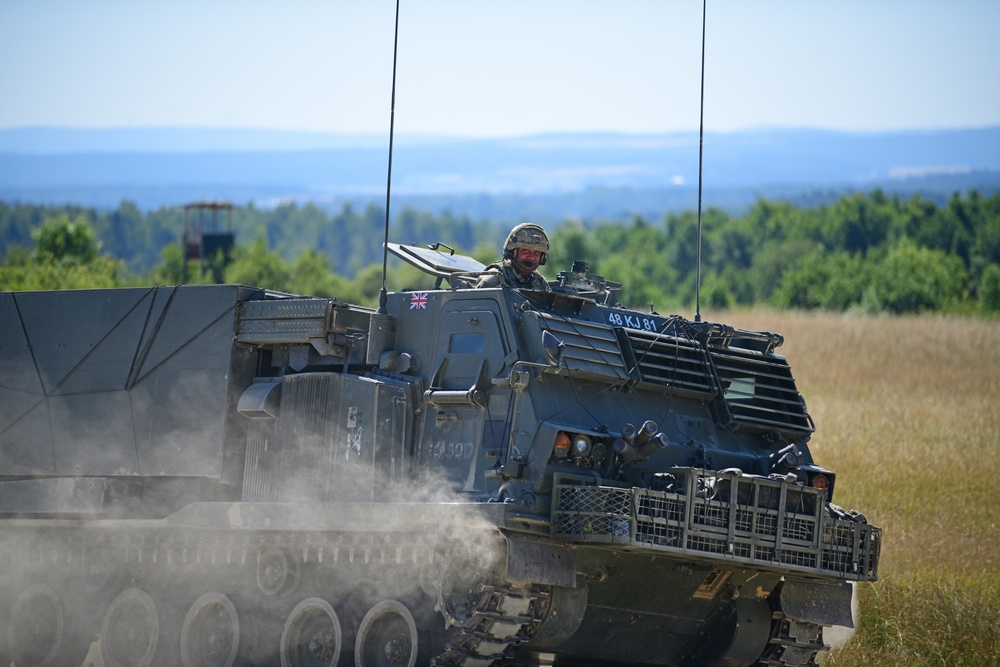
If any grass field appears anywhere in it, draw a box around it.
[721,310,1000,667]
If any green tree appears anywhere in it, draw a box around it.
[969,202,1000,292]
[33,214,100,263]
[148,243,215,286]
[862,240,966,314]
[821,191,893,254]
[699,272,736,310]
[287,248,352,298]
[224,236,291,289]
[5,190,998,315]
[548,220,595,272]
[1,215,128,291]
[343,264,386,307]
[99,201,149,269]
[771,250,869,311]
[979,264,1000,313]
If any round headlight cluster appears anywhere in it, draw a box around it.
[572,434,592,457]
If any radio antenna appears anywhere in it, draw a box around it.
[377,0,402,315]
[694,0,707,323]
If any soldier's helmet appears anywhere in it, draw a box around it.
[504,223,549,265]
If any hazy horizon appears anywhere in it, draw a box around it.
[2,1,999,139]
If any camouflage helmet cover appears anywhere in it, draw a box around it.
[504,223,549,264]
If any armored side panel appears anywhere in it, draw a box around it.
[240,372,419,502]
[391,291,515,496]
[0,286,256,513]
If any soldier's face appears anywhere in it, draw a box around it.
[513,247,542,274]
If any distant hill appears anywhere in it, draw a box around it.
[1,127,998,221]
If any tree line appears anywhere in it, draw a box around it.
[2,189,998,314]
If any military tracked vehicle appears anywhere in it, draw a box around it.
[0,244,880,667]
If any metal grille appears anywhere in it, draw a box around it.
[238,298,330,344]
[778,548,818,569]
[822,521,882,578]
[636,490,685,523]
[539,315,629,382]
[552,469,880,582]
[689,502,750,533]
[709,346,813,435]
[241,420,276,501]
[732,542,753,559]
[552,482,632,543]
[634,520,682,547]
[784,516,817,542]
[687,534,728,555]
[623,329,715,398]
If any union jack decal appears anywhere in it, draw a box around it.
[410,292,428,309]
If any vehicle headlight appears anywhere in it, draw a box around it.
[572,434,592,457]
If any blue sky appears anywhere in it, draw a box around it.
[2,0,998,138]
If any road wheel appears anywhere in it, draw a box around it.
[280,597,342,667]
[7,584,64,667]
[257,547,299,596]
[180,592,239,667]
[354,600,422,667]
[101,587,159,667]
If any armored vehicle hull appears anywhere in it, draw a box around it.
[0,251,879,666]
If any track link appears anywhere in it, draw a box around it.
[758,611,828,667]
[431,580,550,667]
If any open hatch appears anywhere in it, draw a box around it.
[387,241,486,288]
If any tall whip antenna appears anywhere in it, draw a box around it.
[377,0,402,314]
[694,0,707,323]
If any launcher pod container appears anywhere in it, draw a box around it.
[0,244,879,667]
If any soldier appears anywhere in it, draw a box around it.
[477,223,552,291]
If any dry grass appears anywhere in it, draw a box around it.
[719,309,1000,666]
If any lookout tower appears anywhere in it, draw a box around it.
[182,201,235,283]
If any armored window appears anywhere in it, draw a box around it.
[432,306,507,390]
[723,376,755,402]
[449,332,485,354]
